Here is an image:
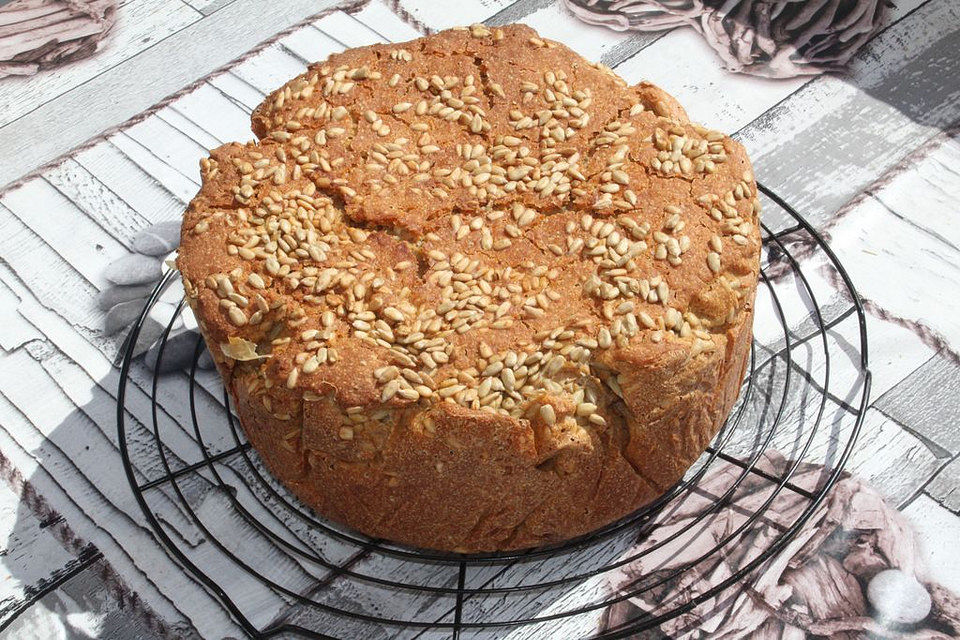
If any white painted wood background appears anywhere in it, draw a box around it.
[0,0,958,637]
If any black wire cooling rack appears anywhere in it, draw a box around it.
[117,183,871,639]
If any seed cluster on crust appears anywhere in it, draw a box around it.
[178,24,760,472]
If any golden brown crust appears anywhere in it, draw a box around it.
[178,24,761,552]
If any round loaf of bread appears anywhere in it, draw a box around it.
[177,24,761,552]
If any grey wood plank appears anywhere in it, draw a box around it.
[183,0,236,15]
[348,0,423,42]
[106,133,196,205]
[313,7,391,46]
[207,73,263,113]
[0,0,201,129]
[755,263,935,406]
[851,409,944,508]
[0,202,222,479]
[484,0,558,24]
[0,478,77,625]
[228,42,309,95]
[74,141,185,225]
[167,83,256,145]
[4,253,358,581]
[926,457,960,515]
[2,179,131,289]
[0,242,294,546]
[0,0,347,190]
[0,299,294,634]
[449,535,633,639]
[0,1,956,637]
[156,108,223,150]
[0,205,101,331]
[41,160,150,248]
[279,24,345,64]
[24,343,209,520]
[735,0,960,230]
[122,118,207,188]
[0,339,218,636]
[0,393,219,638]
[0,346,191,541]
[390,0,517,31]
[272,549,469,640]
[0,267,370,630]
[822,183,960,363]
[0,279,42,352]
[876,353,960,457]
[2,554,177,640]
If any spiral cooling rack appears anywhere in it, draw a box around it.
[118,182,870,639]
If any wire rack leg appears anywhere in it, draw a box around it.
[453,562,466,639]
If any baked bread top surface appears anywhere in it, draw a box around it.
[177,23,761,443]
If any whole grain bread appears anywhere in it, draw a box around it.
[177,23,761,552]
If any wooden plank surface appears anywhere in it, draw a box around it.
[0,0,348,189]
[737,0,960,229]
[823,130,960,354]
[877,354,960,456]
[0,0,202,129]
[0,0,958,637]
[0,479,77,623]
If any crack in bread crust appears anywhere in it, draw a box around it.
[177,24,761,552]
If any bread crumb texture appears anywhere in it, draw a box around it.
[178,24,761,552]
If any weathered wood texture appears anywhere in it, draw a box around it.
[0,0,347,188]
[0,0,957,637]
[0,0,200,128]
